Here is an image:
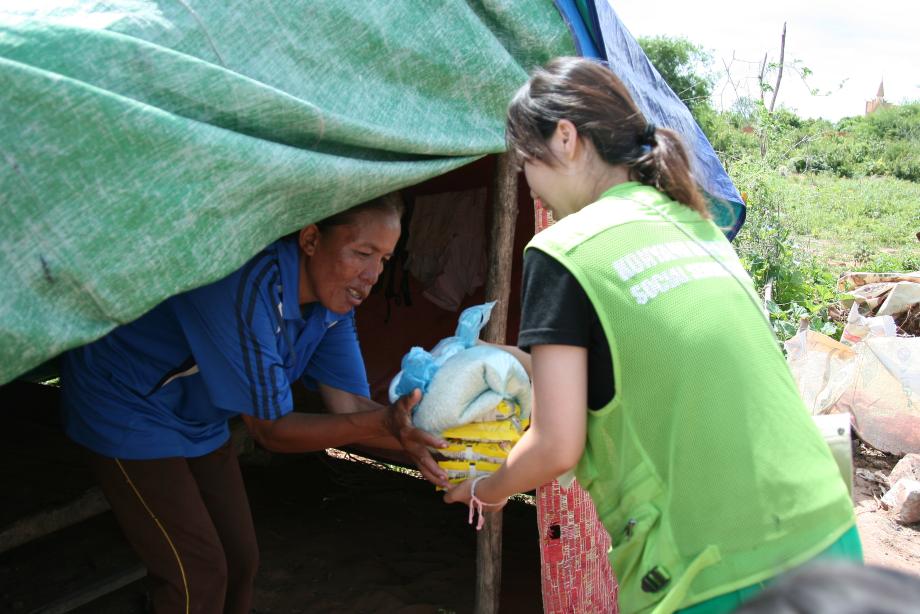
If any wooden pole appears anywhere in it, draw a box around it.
[482,152,519,345]
[475,152,519,614]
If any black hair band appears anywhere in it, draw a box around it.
[641,122,657,146]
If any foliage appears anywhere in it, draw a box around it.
[638,35,714,123]
[699,106,759,165]
[728,160,919,342]
[637,35,919,340]
[781,104,920,182]
[691,68,920,182]
[729,157,844,341]
[769,173,920,270]
[728,97,759,125]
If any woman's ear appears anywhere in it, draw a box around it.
[299,224,320,256]
[552,119,579,162]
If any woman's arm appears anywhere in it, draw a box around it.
[444,343,587,505]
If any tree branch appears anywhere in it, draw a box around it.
[769,22,787,112]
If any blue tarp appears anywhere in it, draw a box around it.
[554,0,746,239]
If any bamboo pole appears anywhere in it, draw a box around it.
[475,152,519,614]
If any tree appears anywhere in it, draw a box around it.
[638,35,714,119]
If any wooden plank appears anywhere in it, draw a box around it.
[475,152,519,614]
[0,420,258,557]
[0,487,109,556]
[28,564,146,614]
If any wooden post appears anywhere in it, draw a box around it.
[475,152,519,614]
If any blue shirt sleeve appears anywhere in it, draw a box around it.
[170,258,293,420]
[303,313,371,398]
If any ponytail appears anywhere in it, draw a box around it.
[629,126,709,217]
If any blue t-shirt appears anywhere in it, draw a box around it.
[61,239,370,459]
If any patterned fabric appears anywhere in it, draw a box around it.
[538,480,620,613]
[534,198,619,614]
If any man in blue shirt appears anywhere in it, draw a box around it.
[61,198,446,614]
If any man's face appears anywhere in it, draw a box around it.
[300,209,401,314]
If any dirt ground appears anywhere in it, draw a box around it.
[852,443,920,574]
[1,381,918,613]
[0,426,544,613]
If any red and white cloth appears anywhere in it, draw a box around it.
[534,198,619,614]
[537,480,619,613]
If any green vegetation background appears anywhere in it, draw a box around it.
[639,36,919,340]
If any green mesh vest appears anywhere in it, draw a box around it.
[527,183,855,614]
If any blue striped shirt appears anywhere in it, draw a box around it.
[61,239,369,459]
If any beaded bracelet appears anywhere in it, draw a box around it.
[468,475,508,531]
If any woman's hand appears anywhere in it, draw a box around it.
[384,389,450,488]
[444,476,508,530]
[443,478,473,506]
[445,476,509,511]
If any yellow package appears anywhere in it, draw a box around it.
[437,400,529,485]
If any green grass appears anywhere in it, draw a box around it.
[766,174,920,272]
[729,166,919,341]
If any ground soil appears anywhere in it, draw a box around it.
[852,442,920,574]
[1,448,544,614]
[0,381,541,613]
[1,382,918,613]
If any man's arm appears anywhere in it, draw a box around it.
[315,384,408,450]
[242,388,449,487]
[318,385,450,487]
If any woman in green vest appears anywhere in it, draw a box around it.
[445,57,861,614]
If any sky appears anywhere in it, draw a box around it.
[610,0,919,122]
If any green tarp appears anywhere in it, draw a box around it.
[0,1,575,384]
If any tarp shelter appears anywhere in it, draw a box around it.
[0,0,744,383]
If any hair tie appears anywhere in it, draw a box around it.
[641,122,657,146]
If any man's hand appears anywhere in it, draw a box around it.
[385,389,450,489]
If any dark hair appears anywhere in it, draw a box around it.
[506,56,708,217]
[733,563,920,613]
[315,194,404,231]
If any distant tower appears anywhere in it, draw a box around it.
[866,79,890,115]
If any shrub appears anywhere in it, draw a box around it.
[729,158,842,341]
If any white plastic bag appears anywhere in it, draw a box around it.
[785,330,920,455]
